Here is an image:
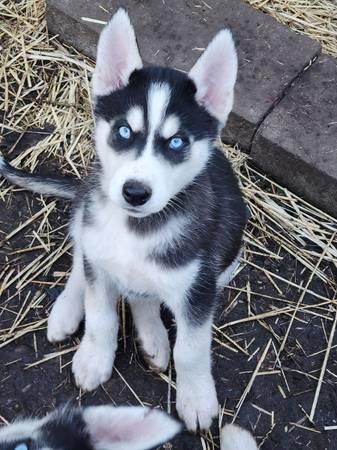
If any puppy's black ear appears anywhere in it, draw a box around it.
[92,8,142,97]
[83,406,181,450]
[189,30,237,125]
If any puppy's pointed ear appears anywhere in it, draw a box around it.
[83,406,181,450]
[92,8,142,97]
[189,30,238,125]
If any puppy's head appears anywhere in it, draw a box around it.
[0,405,181,450]
[93,9,237,217]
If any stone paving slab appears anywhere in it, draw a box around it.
[251,54,337,218]
[46,0,321,149]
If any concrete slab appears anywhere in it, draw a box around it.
[46,0,321,149]
[251,55,337,218]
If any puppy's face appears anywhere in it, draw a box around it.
[0,405,180,450]
[95,69,218,217]
[92,9,238,217]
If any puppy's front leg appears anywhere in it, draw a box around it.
[72,264,119,391]
[173,301,218,431]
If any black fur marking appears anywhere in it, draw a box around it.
[0,439,32,450]
[165,73,218,141]
[146,148,247,325]
[39,407,93,450]
[146,149,246,267]
[185,260,217,325]
[147,172,215,268]
[83,255,95,284]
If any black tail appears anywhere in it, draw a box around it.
[0,157,79,200]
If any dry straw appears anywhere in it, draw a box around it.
[246,0,337,57]
[1,0,337,447]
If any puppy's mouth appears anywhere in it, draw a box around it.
[124,206,140,213]
[123,206,149,218]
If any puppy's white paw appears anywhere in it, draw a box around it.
[72,337,114,391]
[138,322,170,372]
[221,424,258,450]
[47,291,84,343]
[176,376,218,431]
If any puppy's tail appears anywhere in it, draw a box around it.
[221,424,258,450]
[0,157,79,200]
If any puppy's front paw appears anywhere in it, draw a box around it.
[138,322,170,372]
[176,376,218,431]
[72,338,115,391]
[47,291,84,343]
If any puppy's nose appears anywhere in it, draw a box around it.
[122,180,152,206]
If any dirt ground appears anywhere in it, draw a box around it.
[1,1,337,449]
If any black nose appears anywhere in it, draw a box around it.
[122,180,152,206]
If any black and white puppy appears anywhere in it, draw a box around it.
[0,9,247,431]
[0,405,181,450]
[0,405,258,450]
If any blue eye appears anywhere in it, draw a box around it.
[169,137,184,151]
[118,126,132,140]
[15,444,28,450]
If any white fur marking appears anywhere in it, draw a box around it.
[161,115,180,139]
[47,245,85,342]
[126,106,144,132]
[221,424,258,450]
[82,209,192,300]
[0,417,48,442]
[72,280,119,391]
[129,297,170,371]
[147,83,171,136]
[173,318,218,431]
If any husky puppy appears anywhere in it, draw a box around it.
[0,9,247,431]
[0,404,181,450]
[0,405,257,450]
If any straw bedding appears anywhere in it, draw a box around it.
[0,0,336,448]
[246,0,337,57]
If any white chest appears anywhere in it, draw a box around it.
[80,209,199,304]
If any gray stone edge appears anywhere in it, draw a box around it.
[47,4,97,59]
[251,133,337,218]
[248,52,322,150]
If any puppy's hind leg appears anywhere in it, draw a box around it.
[47,245,85,342]
[129,296,170,372]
